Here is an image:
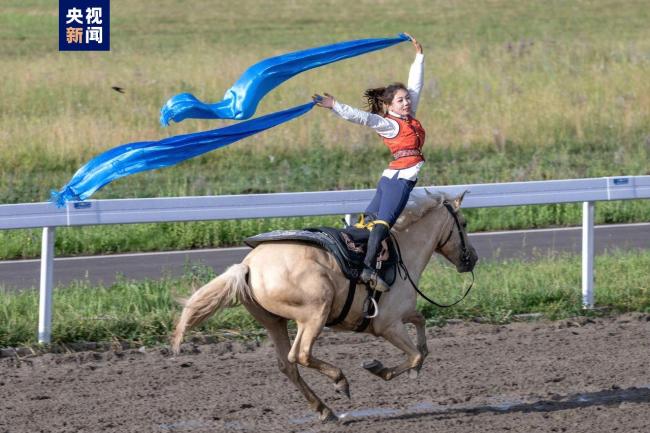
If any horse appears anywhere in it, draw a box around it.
[171,189,478,421]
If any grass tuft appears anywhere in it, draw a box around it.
[1,250,648,348]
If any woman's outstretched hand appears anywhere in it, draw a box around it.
[312,93,335,109]
[403,33,423,54]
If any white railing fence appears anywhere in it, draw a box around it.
[1,176,649,343]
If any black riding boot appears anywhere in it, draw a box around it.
[360,223,391,292]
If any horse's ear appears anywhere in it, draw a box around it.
[453,190,469,210]
[424,188,443,208]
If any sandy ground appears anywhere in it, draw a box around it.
[1,313,649,433]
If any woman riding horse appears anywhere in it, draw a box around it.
[171,34,480,423]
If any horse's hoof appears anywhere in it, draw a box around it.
[334,378,351,399]
[362,359,381,370]
[362,359,384,376]
[319,407,338,423]
[408,368,419,379]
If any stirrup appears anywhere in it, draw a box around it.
[363,296,379,319]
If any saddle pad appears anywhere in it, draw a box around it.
[245,229,332,249]
[245,229,359,279]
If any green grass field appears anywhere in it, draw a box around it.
[1,250,648,348]
[0,0,649,345]
[1,0,649,258]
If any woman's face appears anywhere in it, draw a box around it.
[388,89,411,117]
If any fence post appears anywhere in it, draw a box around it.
[581,202,594,308]
[38,227,55,344]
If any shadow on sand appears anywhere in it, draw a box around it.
[339,386,650,425]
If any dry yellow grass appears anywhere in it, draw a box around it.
[1,0,649,163]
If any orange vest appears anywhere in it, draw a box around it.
[382,114,426,170]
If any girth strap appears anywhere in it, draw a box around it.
[325,278,383,333]
[325,277,358,327]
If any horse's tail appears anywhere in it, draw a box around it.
[171,263,251,354]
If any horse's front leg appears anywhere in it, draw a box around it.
[403,310,429,363]
[363,318,424,381]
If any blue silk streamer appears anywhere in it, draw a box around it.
[51,102,315,206]
[160,33,409,125]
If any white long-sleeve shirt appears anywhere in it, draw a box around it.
[330,53,425,181]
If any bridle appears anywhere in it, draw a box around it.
[438,201,474,270]
[394,200,475,308]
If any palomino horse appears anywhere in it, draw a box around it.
[171,190,478,421]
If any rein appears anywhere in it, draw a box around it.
[392,202,475,308]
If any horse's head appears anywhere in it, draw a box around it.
[431,190,478,273]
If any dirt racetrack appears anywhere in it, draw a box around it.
[1,313,649,433]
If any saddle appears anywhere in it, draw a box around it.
[244,226,398,285]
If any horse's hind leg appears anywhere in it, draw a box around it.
[244,301,337,422]
[363,321,424,381]
[288,314,351,400]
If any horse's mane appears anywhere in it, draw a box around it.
[392,189,452,231]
